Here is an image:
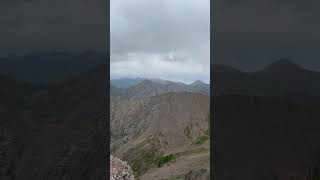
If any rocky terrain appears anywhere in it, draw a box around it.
[110,79,210,179]
[110,155,135,180]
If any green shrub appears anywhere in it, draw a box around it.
[157,154,176,167]
[193,135,209,145]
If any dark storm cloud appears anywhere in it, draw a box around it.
[0,0,106,53]
[214,0,320,71]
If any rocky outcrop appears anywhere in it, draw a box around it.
[110,155,135,180]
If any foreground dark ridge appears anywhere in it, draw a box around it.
[213,95,320,180]
[0,65,107,180]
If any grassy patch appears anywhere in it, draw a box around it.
[157,154,176,167]
[193,127,210,145]
[129,137,161,176]
[131,151,177,175]
[130,147,158,175]
[193,134,210,145]
[129,135,178,176]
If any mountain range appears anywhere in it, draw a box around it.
[214,58,320,98]
[110,78,210,179]
[111,78,210,100]
[0,51,107,84]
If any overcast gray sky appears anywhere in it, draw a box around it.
[214,0,320,72]
[110,0,210,84]
[0,0,106,55]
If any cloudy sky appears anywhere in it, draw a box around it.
[214,0,320,72]
[0,0,106,55]
[110,0,210,84]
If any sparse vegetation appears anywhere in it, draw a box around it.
[130,149,177,175]
[193,134,210,145]
[157,154,176,167]
[193,126,210,145]
[129,136,163,175]
[129,136,209,179]
[184,124,192,139]
[130,147,159,176]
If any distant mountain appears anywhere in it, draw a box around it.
[148,78,172,85]
[110,85,124,97]
[120,79,210,100]
[191,80,206,86]
[111,78,173,89]
[214,58,320,98]
[258,58,303,75]
[0,51,107,84]
[111,78,145,89]
[188,80,210,95]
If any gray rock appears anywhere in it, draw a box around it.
[110,155,135,180]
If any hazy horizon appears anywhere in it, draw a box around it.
[110,76,210,85]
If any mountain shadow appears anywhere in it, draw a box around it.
[0,51,107,84]
[0,64,107,180]
[213,58,320,99]
[213,59,320,180]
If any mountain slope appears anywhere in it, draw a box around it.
[111,92,210,178]
[110,85,124,97]
[0,65,107,180]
